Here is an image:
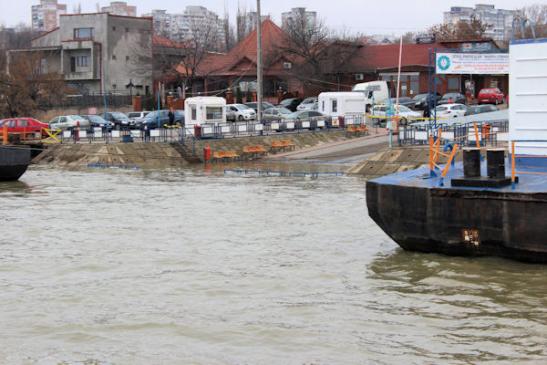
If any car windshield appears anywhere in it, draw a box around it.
[234,104,251,110]
[280,99,294,105]
[127,112,143,118]
[302,98,315,104]
[85,115,102,122]
[111,112,128,119]
[442,94,459,99]
[413,94,428,100]
[286,111,304,119]
[435,106,448,111]
[397,105,411,112]
[70,115,87,121]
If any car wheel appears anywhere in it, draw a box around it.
[238,115,244,121]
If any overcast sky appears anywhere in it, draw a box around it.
[1,0,535,35]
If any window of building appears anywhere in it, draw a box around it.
[112,55,117,60]
[112,84,117,89]
[74,28,94,40]
[76,55,89,68]
[409,75,419,96]
[448,77,460,91]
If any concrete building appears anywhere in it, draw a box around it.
[144,6,226,50]
[101,1,137,17]
[281,7,317,31]
[31,0,67,32]
[9,13,153,95]
[444,4,516,41]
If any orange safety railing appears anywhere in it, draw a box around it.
[429,128,459,184]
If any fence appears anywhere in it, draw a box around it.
[55,114,370,144]
[38,94,133,109]
[397,119,509,147]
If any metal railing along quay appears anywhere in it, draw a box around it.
[53,114,371,144]
[397,119,509,147]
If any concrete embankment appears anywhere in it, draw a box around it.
[348,146,461,178]
[33,143,190,169]
[33,131,359,169]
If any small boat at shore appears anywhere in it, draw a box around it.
[0,145,32,181]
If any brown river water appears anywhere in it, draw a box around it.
[0,166,546,365]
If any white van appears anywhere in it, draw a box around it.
[184,97,226,127]
[352,81,390,111]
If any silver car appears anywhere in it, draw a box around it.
[49,115,90,130]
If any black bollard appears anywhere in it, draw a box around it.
[463,148,481,178]
[487,149,506,179]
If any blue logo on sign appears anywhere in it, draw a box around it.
[437,55,451,71]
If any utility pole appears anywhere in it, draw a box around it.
[256,0,263,124]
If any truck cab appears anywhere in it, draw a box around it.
[352,81,390,111]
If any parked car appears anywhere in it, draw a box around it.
[82,115,113,130]
[262,107,293,121]
[226,104,256,122]
[102,112,132,128]
[465,104,499,116]
[141,110,184,129]
[438,93,466,105]
[297,97,318,111]
[370,104,422,127]
[434,103,468,119]
[389,97,415,109]
[413,93,442,110]
[478,88,505,105]
[49,115,90,131]
[244,102,274,113]
[285,110,326,121]
[127,111,151,125]
[278,98,302,112]
[0,117,49,137]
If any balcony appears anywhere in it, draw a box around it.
[65,71,96,81]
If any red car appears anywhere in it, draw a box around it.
[0,118,49,138]
[478,88,505,105]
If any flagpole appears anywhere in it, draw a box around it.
[256,0,263,123]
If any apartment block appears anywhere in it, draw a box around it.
[31,0,67,32]
[444,4,516,41]
[9,13,153,95]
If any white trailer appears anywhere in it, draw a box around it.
[509,39,547,157]
[318,92,366,118]
[184,97,226,127]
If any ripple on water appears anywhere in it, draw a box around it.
[0,167,545,365]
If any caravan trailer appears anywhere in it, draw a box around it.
[318,92,367,127]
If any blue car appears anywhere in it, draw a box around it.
[141,110,184,129]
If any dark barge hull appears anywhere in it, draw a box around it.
[366,180,547,263]
[0,146,31,181]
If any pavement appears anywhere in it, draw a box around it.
[267,130,389,165]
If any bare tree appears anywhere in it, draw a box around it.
[514,4,547,39]
[428,16,489,41]
[0,50,66,117]
[275,12,362,93]
[176,18,221,94]
[279,13,330,81]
